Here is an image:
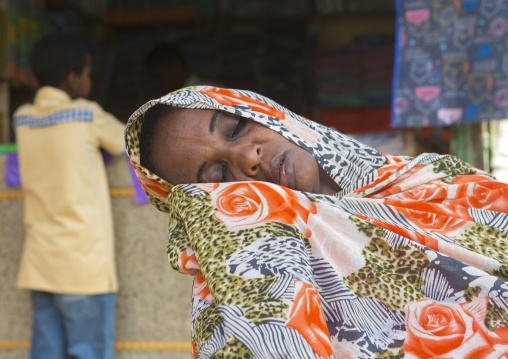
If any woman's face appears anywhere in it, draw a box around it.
[150,108,340,195]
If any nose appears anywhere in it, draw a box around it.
[228,143,262,179]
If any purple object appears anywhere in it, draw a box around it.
[126,156,149,204]
[101,148,114,165]
[5,153,22,187]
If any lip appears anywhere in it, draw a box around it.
[271,153,285,186]
[279,157,289,188]
[271,152,294,190]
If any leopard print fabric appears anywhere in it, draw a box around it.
[125,86,508,358]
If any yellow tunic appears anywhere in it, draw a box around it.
[14,87,125,294]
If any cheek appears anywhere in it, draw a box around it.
[296,149,320,189]
[156,156,193,185]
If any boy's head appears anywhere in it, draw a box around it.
[30,34,92,99]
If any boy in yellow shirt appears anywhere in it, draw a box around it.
[14,34,125,359]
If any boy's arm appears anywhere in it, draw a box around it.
[93,108,125,156]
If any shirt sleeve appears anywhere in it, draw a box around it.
[93,107,126,156]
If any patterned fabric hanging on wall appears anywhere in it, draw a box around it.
[392,0,508,127]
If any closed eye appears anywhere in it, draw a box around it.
[230,117,245,139]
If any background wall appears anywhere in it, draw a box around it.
[0,155,194,359]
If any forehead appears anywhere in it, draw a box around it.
[150,107,215,184]
[155,107,213,133]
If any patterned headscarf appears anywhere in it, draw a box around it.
[125,86,388,212]
[126,87,508,358]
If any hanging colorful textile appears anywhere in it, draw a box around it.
[392,0,508,127]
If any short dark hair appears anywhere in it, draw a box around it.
[139,103,175,175]
[30,33,90,88]
[145,42,188,72]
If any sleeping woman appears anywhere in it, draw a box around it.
[126,86,508,358]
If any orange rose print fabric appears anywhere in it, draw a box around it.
[197,87,286,119]
[131,161,170,201]
[404,297,508,358]
[286,280,335,358]
[125,87,508,358]
[209,182,317,237]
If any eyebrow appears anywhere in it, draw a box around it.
[197,161,207,183]
[209,110,219,134]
